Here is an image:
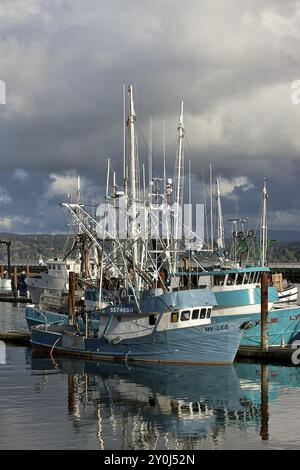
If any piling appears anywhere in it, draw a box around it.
[260,364,269,441]
[7,241,11,278]
[12,266,18,299]
[0,331,31,345]
[261,271,269,352]
[68,272,77,325]
[0,240,11,278]
[0,265,3,279]
[68,374,76,414]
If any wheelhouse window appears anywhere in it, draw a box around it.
[171,312,179,323]
[206,308,211,319]
[149,315,156,325]
[180,310,190,321]
[192,309,199,320]
[214,275,226,286]
[227,274,236,286]
[200,308,206,319]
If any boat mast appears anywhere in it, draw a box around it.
[148,116,153,203]
[210,164,213,251]
[163,119,166,188]
[188,160,191,206]
[140,163,147,291]
[76,175,82,237]
[123,83,127,195]
[128,85,139,288]
[173,101,184,271]
[216,180,225,252]
[105,159,110,200]
[261,177,268,266]
[202,168,209,246]
[77,175,81,205]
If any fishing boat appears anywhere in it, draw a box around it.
[170,265,300,346]
[30,85,251,365]
[25,258,81,303]
[170,178,300,346]
[175,266,278,316]
[214,180,300,346]
[25,286,108,330]
[31,287,251,364]
[25,224,100,304]
[277,284,298,303]
[0,277,11,293]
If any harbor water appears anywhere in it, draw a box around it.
[1,302,300,449]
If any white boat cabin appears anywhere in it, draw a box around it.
[98,305,213,343]
[45,259,81,279]
[172,267,270,290]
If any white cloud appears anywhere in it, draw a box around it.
[0,188,11,204]
[269,210,300,230]
[0,0,42,25]
[0,216,29,230]
[214,177,254,198]
[47,171,81,200]
[14,168,28,180]
[0,0,299,232]
[186,82,300,165]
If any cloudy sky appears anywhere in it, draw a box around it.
[0,0,300,237]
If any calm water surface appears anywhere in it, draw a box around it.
[1,303,300,450]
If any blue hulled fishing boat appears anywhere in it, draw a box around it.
[172,266,300,346]
[31,287,251,364]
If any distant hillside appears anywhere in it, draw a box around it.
[268,230,300,243]
[1,232,300,263]
[269,242,300,262]
[0,233,72,262]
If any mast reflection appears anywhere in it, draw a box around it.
[30,351,264,448]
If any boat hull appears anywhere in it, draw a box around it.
[277,286,298,304]
[213,305,300,346]
[31,318,246,365]
[25,275,67,303]
[25,305,68,329]
[25,305,99,331]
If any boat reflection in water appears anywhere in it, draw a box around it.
[28,350,277,449]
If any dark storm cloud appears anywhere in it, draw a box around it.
[0,0,300,233]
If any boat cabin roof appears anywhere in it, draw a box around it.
[172,266,270,276]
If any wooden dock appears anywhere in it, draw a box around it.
[0,331,31,345]
[237,345,299,365]
[269,262,300,283]
[0,294,31,303]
